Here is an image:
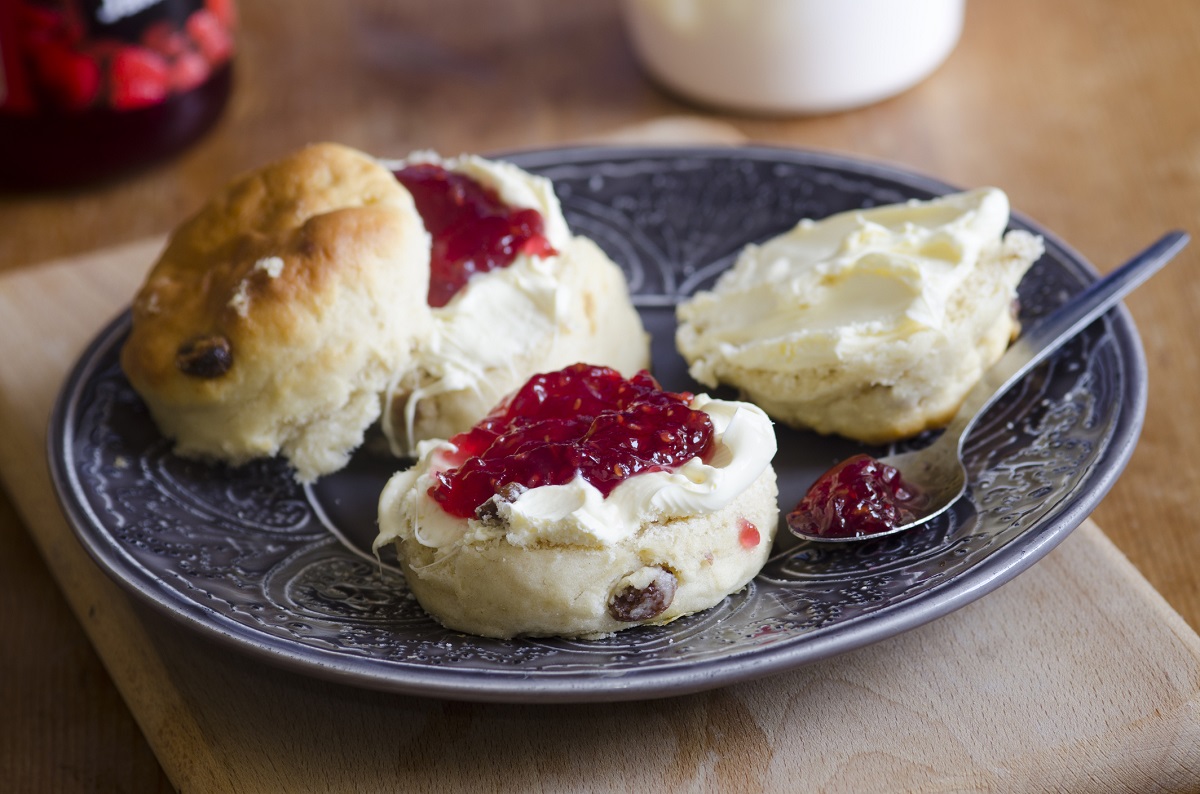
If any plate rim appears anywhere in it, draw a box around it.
[47,144,1148,703]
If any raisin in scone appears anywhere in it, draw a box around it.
[120,142,433,481]
[379,152,650,457]
[375,364,778,639]
[675,188,1045,444]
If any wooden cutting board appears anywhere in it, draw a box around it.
[3,183,1200,792]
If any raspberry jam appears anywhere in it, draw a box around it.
[737,518,760,549]
[429,364,715,519]
[393,163,557,308]
[786,454,922,539]
[0,0,235,189]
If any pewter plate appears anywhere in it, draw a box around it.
[49,146,1146,703]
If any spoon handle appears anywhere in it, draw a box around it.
[946,230,1190,446]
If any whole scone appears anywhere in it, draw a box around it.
[375,365,779,639]
[121,142,432,481]
[380,152,650,456]
[676,188,1044,444]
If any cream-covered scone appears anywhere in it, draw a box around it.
[121,142,432,481]
[676,188,1045,444]
[375,364,778,639]
[380,152,650,456]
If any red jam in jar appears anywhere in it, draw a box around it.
[0,0,235,189]
[429,364,715,519]
[394,162,557,308]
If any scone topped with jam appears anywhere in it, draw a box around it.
[380,152,650,458]
[121,142,432,482]
[376,363,778,639]
[676,188,1044,444]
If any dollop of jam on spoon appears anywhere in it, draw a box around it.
[786,454,924,540]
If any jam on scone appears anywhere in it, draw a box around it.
[380,153,651,458]
[395,163,557,308]
[429,364,715,518]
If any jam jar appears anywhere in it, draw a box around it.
[0,0,235,189]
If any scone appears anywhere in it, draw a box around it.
[375,363,778,639]
[120,142,432,481]
[379,152,651,456]
[675,188,1045,444]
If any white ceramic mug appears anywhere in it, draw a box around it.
[620,0,965,115]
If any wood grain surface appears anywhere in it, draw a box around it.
[2,0,1200,790]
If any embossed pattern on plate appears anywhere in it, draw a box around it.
[49,147,1146,702]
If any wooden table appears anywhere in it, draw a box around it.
[3,1,1199,790]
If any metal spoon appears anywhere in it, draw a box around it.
[788,231,1190,543]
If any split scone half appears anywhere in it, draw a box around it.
[379,152,650,457]
[120,142,432,482]
[375,363,778,639]
[675,188,1045,444]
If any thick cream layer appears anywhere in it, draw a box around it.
[375,395,777,554]
[382,251,574,451]
[676,188,1043,384]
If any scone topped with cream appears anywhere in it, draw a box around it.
[381,152,650,456]
[121,143,432,481]
[676,188,1044,444]
[376,363,778,639]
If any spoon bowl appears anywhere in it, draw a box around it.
[789,231,1189,543]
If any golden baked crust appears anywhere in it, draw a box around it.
[120,142,432,480]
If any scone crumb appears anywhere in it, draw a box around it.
[228,257,285,317]
[254,256,285,277]
[228,280,252,317]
